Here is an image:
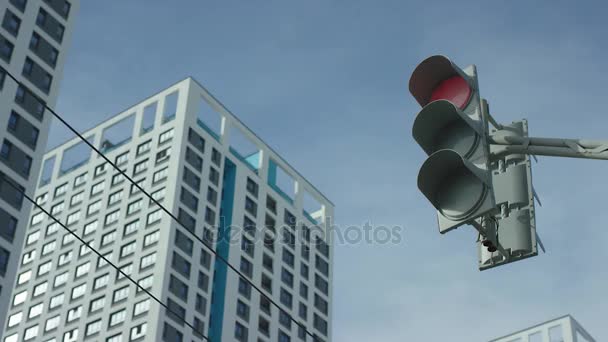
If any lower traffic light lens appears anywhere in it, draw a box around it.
[487,246,497,253]
[437,169,488,220]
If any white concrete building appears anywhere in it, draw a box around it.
[0,0,79,336]
[2,77,334,342]
[490,315,595,342]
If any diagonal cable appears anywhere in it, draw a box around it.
[2,68,320,341]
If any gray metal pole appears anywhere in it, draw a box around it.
[489,134,608,160]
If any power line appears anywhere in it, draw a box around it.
[0,173,210,340]
[2,69,321,341]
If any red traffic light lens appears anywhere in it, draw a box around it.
[429,75,472,109]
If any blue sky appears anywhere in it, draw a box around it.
[48,1,608,340]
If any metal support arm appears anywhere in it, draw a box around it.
[489,134,608,160]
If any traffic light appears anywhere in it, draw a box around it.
[410,55,495,234]
[408,55,539,271]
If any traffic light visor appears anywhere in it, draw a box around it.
[417,150,490,221]
[409,55,473,108]
[412,100,482,157]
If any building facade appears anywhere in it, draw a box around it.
[490,315,596,342]
[0,0,79,336]
[2,78,334,342]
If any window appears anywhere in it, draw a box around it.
[175,230,193,255]
[133,298,150,316]
[169,275,188,301]
[180,187,198,212]
[283,248,294,267]
[2,9,21,36]
[53,271,69,288]
[83,220,98,236]
[267,196,277,213]
[162,91,179,122]
[131,322,148,340]
[94,163,107,177]
[133,159,148,175]
[280,288,293,308]
[58,250,73,267]
[130,178,145,195]
[236,299,250,321]
[41,240,56,256]
[127,198,143,215]
[279,310,291,329]
[74,172,87,187]
[139,252,156,270]
[108,190,123,206]
[93,274,110,291]
[245,197,257,216]
[33,281,48,297]
[66,211,80,225]
[50,201,64,215]
[36,192,48,205]
[112,286,130,303]
[0,38,14,62]
[111,173,125,186]
[207,186,218,205]
[31,211,44,225]
[315,255,329,277]
[71,283,87,300]
[235,322,248,342]
[159,128,174,144]
[152,167,168,183]
[109,309,127,327]
[137,275,153,292]
[314,313,328,335]
[24,325,39,340]
[240,257,253,278]
[38,260,52,276]
[141,102,157,134]
[155,146,172,164]
[115,151,129,165]
[115,263,133,282]
[259,317,270,337]
[123,219,140,237]
[49,293,64,310]
[188,128,205,152]
[147,209,162,225]
[44,314,60,332]
[21,250,36,265]
[143,230,160,248]
[246,178,259,197]
[282,268,294,288]
[150,187,166,204]
[195,294,207,315]
[120,241,137,258]
[70,191,84,206]
[136,140,151,155]
[46,222,59,236]
[90,180,105,196]
[185,147,203,171]
[101,230,117,247]
[238,277,251,299]
[314,293,328,315]
[211,148,221,166]
[75,262,90,278]
[209,167,219,185]
[85,319,102,337]
[17,269,32,285]
[26,230,40,246]
[204,207,216,225]
[279,331,291,342]
[172,252,191,278]
[105,209,120,226]
[315,274,328,295]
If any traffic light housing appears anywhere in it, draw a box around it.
[409,55,539,271]
[410,55,495,233]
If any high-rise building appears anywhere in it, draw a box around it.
[1,78,334,342]
[0,0,79,335]
[489,315,596,342]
